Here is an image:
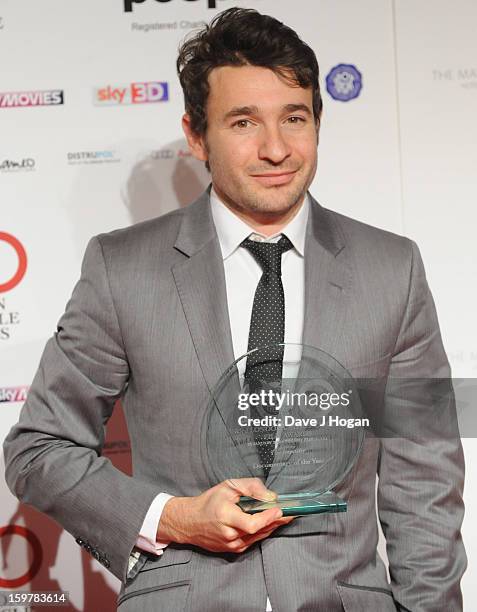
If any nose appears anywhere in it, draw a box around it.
[257,124,292,165]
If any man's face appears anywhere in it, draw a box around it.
[185,65,320,222]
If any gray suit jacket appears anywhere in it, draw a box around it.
[3,189,466,611]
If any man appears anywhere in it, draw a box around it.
[3,8,465,611]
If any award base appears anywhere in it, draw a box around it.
[238,491,347,516]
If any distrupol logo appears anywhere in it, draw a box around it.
[124,0,223,11]
[0,89,64,109]
[326,64,363,102]
[93,82,168,105]
[0,158,36,172]
[67,150,120,165]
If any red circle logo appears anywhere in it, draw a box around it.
[0,232,27,293]
[0,525,43,588]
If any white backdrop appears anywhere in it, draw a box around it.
[1,0,475,610]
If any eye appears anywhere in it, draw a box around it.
[287,116,306,124]
[233,119,253,129]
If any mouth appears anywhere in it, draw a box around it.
[251,170,298,186]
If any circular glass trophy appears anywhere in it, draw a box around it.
[201,343,366,516]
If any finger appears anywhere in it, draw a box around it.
[238,524,281,549]
[274,515,295,524]
[221,525,241,542]
[257,515,295,530]
[224,477,277,502]
[226,537,249,553]
[229,504,283,535]
[245,527,276,544]
[229,516,296,552]
[245,515,295,537]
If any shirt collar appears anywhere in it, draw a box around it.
[210,186,309,260]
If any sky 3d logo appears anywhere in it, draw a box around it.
[94,82,168,105]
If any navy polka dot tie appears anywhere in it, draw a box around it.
[241,235,293,477]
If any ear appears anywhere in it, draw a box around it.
[316,108,322,130]
[182,114,208,162]
[315,109,322,142]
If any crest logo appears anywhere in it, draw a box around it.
[326,64,362,102]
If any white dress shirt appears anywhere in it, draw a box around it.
[134,187,308,610]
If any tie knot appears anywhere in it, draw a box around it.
[241,235,293,275]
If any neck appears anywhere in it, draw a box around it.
[213,189,305,237]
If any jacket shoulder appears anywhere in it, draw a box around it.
[95,206,186,255]
[324,206,414,262]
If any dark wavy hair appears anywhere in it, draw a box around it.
[177,7,323,137]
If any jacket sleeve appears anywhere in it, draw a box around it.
[377,240,466,611]
[3,236,162,583]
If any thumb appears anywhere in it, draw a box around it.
[226,478,277,502]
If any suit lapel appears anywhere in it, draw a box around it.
[171,189,235,394]
[172,191,257,478]
[302,195,351,360]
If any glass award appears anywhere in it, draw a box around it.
[201,343,366,516]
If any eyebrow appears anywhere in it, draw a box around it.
[283,103,313,115]
[223,103,312,121]
[223,105,259,121]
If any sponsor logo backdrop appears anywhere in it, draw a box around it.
[0,0,475,609]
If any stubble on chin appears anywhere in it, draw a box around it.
[232,176,309,218]
[210,155,313,220]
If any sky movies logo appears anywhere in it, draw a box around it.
[94,81,168,106]
[0,89,64,109]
